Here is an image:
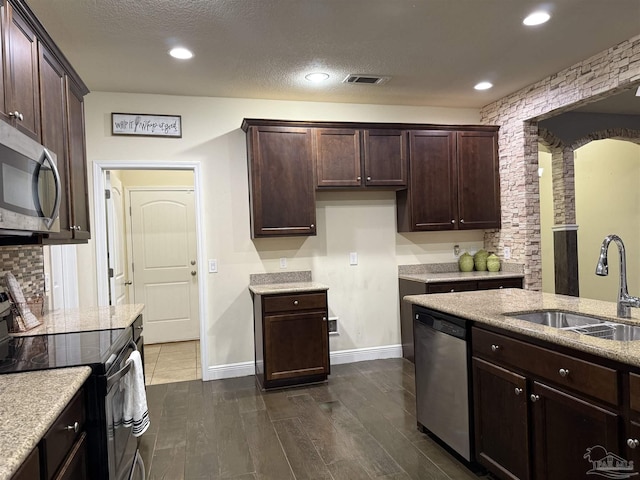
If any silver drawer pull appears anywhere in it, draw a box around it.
[628,438,639,448]
[530,394,540,403]
[559,368,570,377]
[491,344,500,352]
[293,300,299,306]
[65,421,79,433]
[514,387,523,396]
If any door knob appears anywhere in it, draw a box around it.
[191,270,197,276]
[124,281,132,286]
[190,260,196,265]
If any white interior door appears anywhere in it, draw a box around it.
[129,188,199,344]
[106,172,129,306]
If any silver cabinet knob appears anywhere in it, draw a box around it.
[65,421,79,433]
[310,224,315,228]
[460,219,465,224]
[491,344,500,352]
[628,439,640,448]
[530,394,540,403]
[191,270,197,276]
[293,300,299,306]
[9,111,23,121]
[514,387,523,396]
[451,219,456,224]
[366,176,371,181]
[559,368,570,377]
[450,289,455,292]
[357,176,361,181]
[322,316,327,321]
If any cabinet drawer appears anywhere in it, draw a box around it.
[52,432,87,480]
[426,281,477,294]
[472,328,618,405]
[42,389,85,479]
[476,278,523,290]
[263,293,327,313]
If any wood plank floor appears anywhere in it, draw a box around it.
[140,358,487,480]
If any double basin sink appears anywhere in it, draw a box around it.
[505,310,640,341]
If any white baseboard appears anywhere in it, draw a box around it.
[203,344,402,381]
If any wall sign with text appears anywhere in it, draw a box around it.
[111,113,182,137]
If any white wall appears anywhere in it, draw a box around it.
[539,139,640,301]
[80,92,482,371]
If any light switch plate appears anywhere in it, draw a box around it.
[504,247,511,260]
[208,259,218,273]
[280,257,287,269]
[349,252,358,266]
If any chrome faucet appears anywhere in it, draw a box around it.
[595,234,640,318]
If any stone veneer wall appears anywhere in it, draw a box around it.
[0,246,45,300]
[481,34,640,290]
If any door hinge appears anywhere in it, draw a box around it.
[108,267,114,278]
[105,189,111,200]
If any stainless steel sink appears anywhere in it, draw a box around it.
[504,309,640,341]
[507,310,605,328]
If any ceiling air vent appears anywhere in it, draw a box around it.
[343,74,390,85]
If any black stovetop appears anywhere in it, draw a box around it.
[0,327,130,375]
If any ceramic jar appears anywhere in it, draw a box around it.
[459,252,474,272]
[487,253,501,272]
[474,249,489,271]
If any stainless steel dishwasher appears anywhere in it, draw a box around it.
[414,305,473,462]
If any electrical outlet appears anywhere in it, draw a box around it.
[504,247,511,260]
[279,257,287,269]
[328,317,339,335]
[208,259,218,273]
[349,252,358,266]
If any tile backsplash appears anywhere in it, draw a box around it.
[0,246,45,300]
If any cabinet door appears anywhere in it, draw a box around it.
[264,311,328,381]
[315,128,361,187]
[531,381,621,480]
[52,432,88,480]
[3,1,40,139]
[65,77,90,240]
[11,446,40,480]
[406,130,456,230]
[457,131,500,230]
[473,357,530,480]
[248,126,316,237]
[39,42,72,242]
[363,129,407,187]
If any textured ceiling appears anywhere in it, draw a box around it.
[25,0,640,110]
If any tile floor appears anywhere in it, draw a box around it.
[144,340,201,386]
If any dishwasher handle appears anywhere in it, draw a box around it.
[414,311,467,340]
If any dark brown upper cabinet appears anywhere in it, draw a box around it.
[1,0,40,140]
[397,127,500,232]
[244,122,316,238]
[315,128,407,188]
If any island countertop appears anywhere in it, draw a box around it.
[11,303,144,336]
[404,288,640,368]
[0,367,91,480]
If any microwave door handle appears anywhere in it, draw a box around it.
[41,149,61,230]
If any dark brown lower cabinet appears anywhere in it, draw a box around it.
[531,382,620,480]
[472,357,530,480]
[11,447,40,480]
[52,432,87,480]
[253,291,329,389]
[472,325,625,480]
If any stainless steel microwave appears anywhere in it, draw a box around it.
[0,121,61,235]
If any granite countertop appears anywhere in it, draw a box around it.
[248,270,329,295]
[0,367,91,480]
[399,270,524,283]
[11,303,145,337]
[404,289,640,368]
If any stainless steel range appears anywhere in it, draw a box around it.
[0,298,146,480]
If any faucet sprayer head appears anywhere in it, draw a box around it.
[595,235,616,276]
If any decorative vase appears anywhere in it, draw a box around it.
[474,249,489,271]
[487,253,501,272]
[459,252,474,272]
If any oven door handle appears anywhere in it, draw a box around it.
[106,340,138,390]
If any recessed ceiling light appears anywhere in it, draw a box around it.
[305,72,330,82]
[523,11,550,26]
[169,47,193,59]
[474,81,493,91]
